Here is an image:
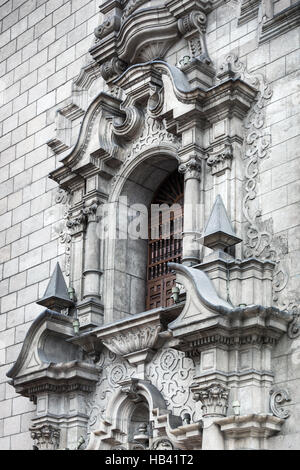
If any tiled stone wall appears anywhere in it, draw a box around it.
[0,0,299,450]
[0,0,100,450]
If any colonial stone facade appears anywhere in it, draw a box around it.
[0,0,300,450]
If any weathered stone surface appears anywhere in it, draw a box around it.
[0,0,299,451]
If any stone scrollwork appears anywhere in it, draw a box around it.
[217,54,290,308]
[85,349,135,434]
[55,189,72,277]
[288,308,300,339]
[30,424,60,450]
[193,383,229,418]
[55,188,71,205]
[146,349,198,422]
[112,104,144,140]
[147,84,164,118]
[131,114,180,155]
[270,389,291,419]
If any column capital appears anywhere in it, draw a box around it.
[192,382,229,418]
[30,424,60,450]
[178,157,202,181]
[83,198,102,223]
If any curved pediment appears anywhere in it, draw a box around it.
[49,92,125,188]
[117,4,179,64]
[7,309,78,381]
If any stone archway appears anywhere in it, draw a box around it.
[103,146,180,322]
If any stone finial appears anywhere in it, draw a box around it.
[37,263,74,312]
[201,195,242,251]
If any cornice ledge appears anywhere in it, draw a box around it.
[7,309,74,380]
[168,262,292,336]
[12,360,99,398]
[260,2,300,44]
[215,413,285,438]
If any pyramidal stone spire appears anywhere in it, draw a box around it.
[202,195,242,251]
[37,263,74,313]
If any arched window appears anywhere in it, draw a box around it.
[146,170,184,310]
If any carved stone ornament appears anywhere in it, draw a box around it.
[112,103,143,140]
[151,438,175,450]
[82,198,102,223]
[178,10,210,63]
[66,211,86,235]
[94,15,121,41]
[30,424,60,450]
[120,378,141,403]
[217,54,290,309]
[147,84,164,118]
[193,383,229,418]
[179,157,202,181]
[131,114,180,155]
[122,0,148,20]
[146,348,198,422]
[287,310,300,339]
[270,389,291,419]
[206,142,233,176]
[102,324,161,357]
[101,57,127,82]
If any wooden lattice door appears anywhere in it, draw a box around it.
[146,171,184,310]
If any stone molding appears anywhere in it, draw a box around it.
[215,414,285,449]
[260,2,300,44]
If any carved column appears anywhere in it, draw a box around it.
[83,198,102,300]
[179,157,202,266]
[192,382,229,450]
[77,197,104,330]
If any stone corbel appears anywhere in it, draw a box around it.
[178,10,210,64]
[215,414,285,450]
[93,310,168,378]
